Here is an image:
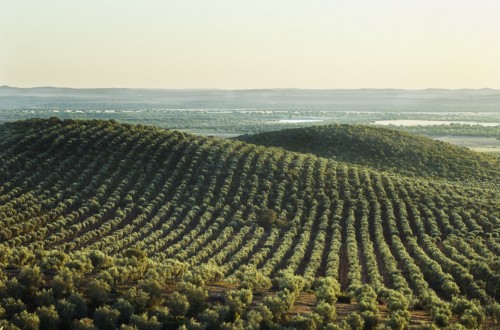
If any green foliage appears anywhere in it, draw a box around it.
[257,209,278,230]
[272,271,305,293]
[65,253,93,274]
[220,318,245,330]
[88,251,114,271]
[262,289,297,324]
[189,263,224,283]
[156,259,189,283]
[355,285,380,329]
[177,281,208,316]
[123,248,147,261]
[38,250,69,272]
[233,265,271,290]
[237,124,500,182]
[1,298,26,318]
[485,302,500,325]
[93,305,120,330]
[8,247,35,268]
[52,268,83,298]
[129,313,162,330]
[314,277,340,304]
[86,279,111,306]
[290,313,322,330]
[149,306,170,326]
[11,310,39,330]
[5,278,24,300]
[198,304,230,328]
[244,309,264,330]
[386,309,411,330]
[72,318,98,330]
[314,300,336,324]
[54,295,87,328]
[166,292,190,317]
[343,312,365,330]
[123,287,150,313]
[36,305,60,330]
[382,289,411,329]
[138,279,163,307]
[432,306,452,327]
[383,290,409,313]
[451,299,485,329]
[112,298,135,324]
[0,245,11,267]
[459,307,484,329]
[226,288,252,320]
[16,266,43,298]
[0,119,498,329]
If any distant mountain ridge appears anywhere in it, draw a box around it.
[2,86,500,112]
[2,85,500,91]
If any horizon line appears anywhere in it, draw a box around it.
[2,85,499,92]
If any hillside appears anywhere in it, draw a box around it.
[237,125,500,183]
[0,118,499,329]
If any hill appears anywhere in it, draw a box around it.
[237,124,500,183]
[0,119,499,329]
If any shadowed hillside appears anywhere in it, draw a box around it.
[237,125,500,183]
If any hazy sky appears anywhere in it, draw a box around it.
[1,0,500,89]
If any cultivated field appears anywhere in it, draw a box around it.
[0,119,499,329]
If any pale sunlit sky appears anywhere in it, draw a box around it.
[1,0,500,89]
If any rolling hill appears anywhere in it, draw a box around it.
[237,124,500,183]
[0,118,499,329]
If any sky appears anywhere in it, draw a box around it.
[1,0,500,89]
